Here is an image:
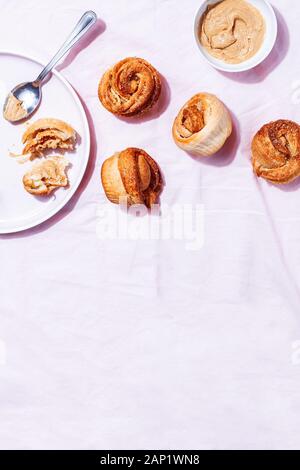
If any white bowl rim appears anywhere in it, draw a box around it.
[194,0,278,73]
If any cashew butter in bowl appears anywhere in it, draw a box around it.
[194,0,278,72]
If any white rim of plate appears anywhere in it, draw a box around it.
[194,0,278,73]
[0,50,91,235]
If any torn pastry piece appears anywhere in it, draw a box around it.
[172,93,232,157]
[23,156,70,196]
[21,118,76,159]
[101,148,162,208]
[98,57,161,117]
[252,120,300,184]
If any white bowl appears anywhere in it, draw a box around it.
[194,0,278,72]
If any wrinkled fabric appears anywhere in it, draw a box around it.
[0,0,300,450]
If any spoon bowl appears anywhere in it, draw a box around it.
[5,81,41,121]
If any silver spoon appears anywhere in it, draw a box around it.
[3,10,97,123]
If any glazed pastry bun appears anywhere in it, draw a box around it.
[101,148,162,207]
[23,156,69,196]
[98,57,161,117]
[172,93,232,157]
[252,120,300,184]
[22,118,76,158]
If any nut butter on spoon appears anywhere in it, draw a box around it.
[3,10,97,123]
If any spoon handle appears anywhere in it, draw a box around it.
[35,10,97,83]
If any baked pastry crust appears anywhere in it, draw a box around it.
[23,156,69,196]
[22,118,76,157]
[172,93,232,157]
[252,120,300,184]
[98,57,161,117]
[101,148,162,207]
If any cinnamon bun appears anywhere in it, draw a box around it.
[98,58,161,117]
[172,93,232,157]
[101,148,162,207]
[252,120,300,184]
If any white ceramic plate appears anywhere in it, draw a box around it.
[194,0,278,72]
[0,51,90,234]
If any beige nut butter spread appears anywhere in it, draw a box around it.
[199,0,266,64]
[3,93,27,122]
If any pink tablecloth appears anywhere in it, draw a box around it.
[1,0,300,450]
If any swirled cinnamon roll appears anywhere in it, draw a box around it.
[101,148,162,207]
[172,93,232,157]
[98,58,161,117]
[252,120,300,184]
